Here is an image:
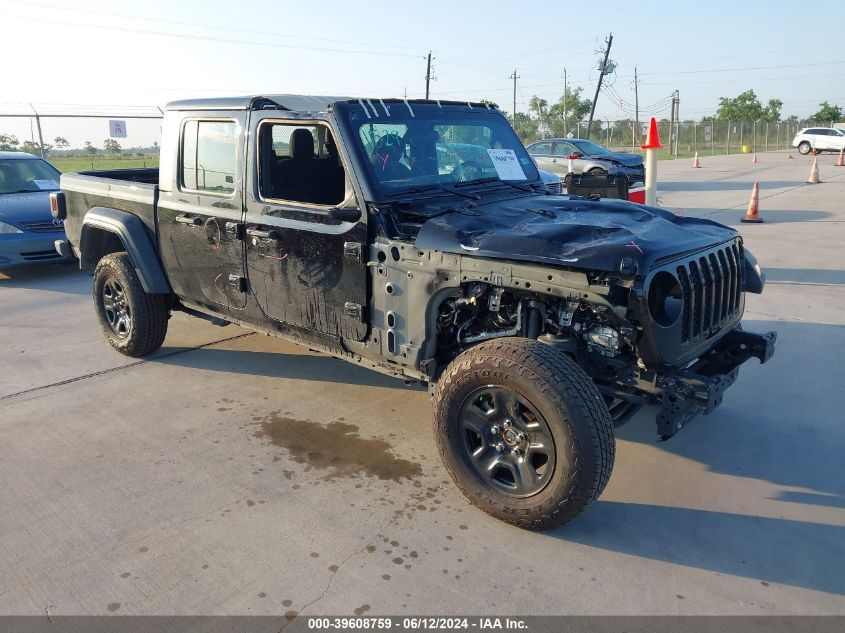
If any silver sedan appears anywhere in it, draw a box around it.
[526,138,644,184]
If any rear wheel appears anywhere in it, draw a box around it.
[798,141,812,155]
[433,338,615,530]
[93,252,170,357]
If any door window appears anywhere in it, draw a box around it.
[181,120,237,195]
[552,142,577,156]
[257,121,347,209]
[528,142,552,155]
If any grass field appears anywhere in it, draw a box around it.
[50,155,160,173]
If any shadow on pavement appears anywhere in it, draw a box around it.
[773,491,845,510]
[556,500,845,595]
[762,267,845,285]
[659,180,805,192]
[616,319,845,499]
[0,261,88,295]
[665,207,833,224]
[154,346,421,391]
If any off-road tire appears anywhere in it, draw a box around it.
[433,337,614,530]
[93,252,170,357]
[798,141,812,155]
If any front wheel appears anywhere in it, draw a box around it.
[93,252,170,357]
[433,338,615,530]
[798,141,812,155]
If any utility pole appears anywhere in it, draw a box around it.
[425,51,433,99]
[563,67,568,136]
[509,69,520,120]
[633,66,640,146]
[586,33,613,139]
[668,90,679,156]
[674,90,680,158]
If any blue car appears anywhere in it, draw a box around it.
[0,151,73,268]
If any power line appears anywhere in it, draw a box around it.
[638,59,845,76]
[2,0,421,52]
[0,11,422,58]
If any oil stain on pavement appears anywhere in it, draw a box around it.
[254,412,422,481]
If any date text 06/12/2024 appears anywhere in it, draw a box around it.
[306,617,527,630]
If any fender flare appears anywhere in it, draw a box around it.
[81,207,172,294]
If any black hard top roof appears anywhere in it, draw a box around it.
[164,94,498,113]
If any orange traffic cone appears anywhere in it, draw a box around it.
[807,157,821,184]
[741,181,762,223]
[752,154,758,164]
[836,147,845,167]
[692,152,701,168]
[640,118,663,149]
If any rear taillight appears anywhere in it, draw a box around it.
[49,192,66,219]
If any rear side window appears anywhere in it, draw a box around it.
[182,120,237,194]
[805,128,823,135]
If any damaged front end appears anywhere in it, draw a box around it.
[428,234,776,440]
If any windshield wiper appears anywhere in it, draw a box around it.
[454,177,536,193]
[5,189,41,194]
[388,183,480,201]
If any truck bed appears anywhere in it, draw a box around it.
[61,168,159,248]
[75,167,159,185]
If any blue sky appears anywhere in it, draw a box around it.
[1,0,842,120]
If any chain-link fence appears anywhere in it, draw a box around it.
[0,105,163,172]
[598,119,819,159]
[2,106,839,168]
[526,117,843,159]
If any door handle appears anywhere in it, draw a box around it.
[176,215,202,226]
[246,227,280,240]
[551,159,558,163]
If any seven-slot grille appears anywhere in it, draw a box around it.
[675,241,743,343]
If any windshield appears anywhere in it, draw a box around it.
[570,139,611,155]
[0,158,61,194]
[348,104,539,195]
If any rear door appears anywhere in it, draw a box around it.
[241,113,368,341]
[157,114,247,316]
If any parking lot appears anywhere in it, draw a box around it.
[1,151,843,616]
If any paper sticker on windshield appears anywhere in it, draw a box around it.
[33,180,59,190]
[486,149,527,180]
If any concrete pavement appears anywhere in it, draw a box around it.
[0,152,843,616]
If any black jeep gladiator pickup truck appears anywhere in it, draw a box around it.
[52,94,776,529]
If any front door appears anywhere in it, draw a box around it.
[242,116,368,341]
[158,116,247,317]
[552,141,582,174]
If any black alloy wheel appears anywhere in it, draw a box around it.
[458,385,556,498]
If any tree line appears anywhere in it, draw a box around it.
[503,87,843,143]
[0,134,160,156]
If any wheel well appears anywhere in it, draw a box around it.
[79,226,125,269]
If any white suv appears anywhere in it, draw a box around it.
[792,127,845,155]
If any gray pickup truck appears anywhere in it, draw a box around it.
[53,94,776,530]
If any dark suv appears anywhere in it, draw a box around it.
[54,95,776,530]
